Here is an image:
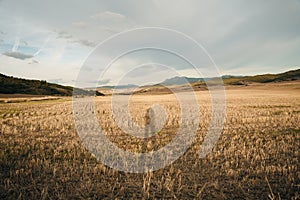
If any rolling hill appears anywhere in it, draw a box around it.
[131,68,300,95]
[1,68,299,96]
[0,73,104,96]
[159,69,300,86]
[222,68,300,85]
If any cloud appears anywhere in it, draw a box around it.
[55,29,96,47]
[21,40,28,46]
[88,10,137,33]
[97,78,110,85]
[72,21,87,29]
[90,11,126,21]
[28,59,39,64]
[0,0,299,86]
[3,51,34,60]
[56,31,72,39]
[71,39,96,47]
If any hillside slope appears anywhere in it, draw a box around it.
[0,73,104,96]
[222,68,300,85]
[158,69,300,86]
[133,68,300,95]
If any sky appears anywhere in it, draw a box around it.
[0,0,299,86]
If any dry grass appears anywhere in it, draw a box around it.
[0,96,67,104]
[0,87,299,199]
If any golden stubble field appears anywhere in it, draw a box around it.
[0,86,299,199]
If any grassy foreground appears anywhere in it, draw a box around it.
[0,87,299,199]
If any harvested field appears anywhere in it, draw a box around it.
[0,86,299,199]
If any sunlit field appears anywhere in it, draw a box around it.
[0,86,299,199]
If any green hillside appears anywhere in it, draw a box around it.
[0,73,104,96]
[224,69,300,85]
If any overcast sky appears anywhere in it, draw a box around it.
[0,0,299,86]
